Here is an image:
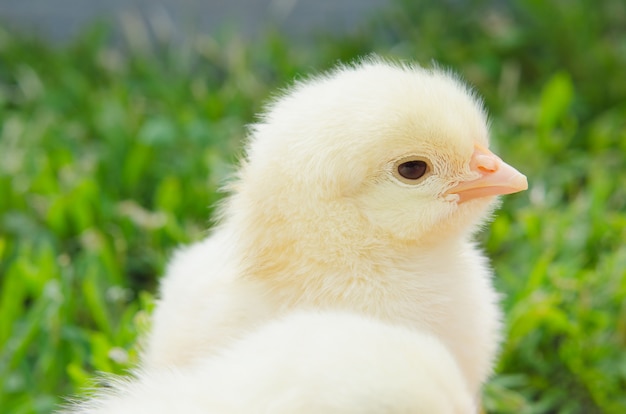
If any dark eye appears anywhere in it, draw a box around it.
[391,157,431,184]
[398,160,428,180]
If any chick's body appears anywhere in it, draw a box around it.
[144,58,527,398]
[68,312,475,414]
[148,224,498,396]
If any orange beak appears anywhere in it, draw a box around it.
[447,144,528,203]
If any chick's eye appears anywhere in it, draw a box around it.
[398,160,428,180]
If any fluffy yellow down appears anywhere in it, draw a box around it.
[63,56,528,413]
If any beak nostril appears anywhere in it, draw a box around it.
[478,164,497,173]
[474,154,498,173]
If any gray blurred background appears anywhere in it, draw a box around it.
[0,0,389,42]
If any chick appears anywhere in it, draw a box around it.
[143,57,527,397]
[64,311,475,414]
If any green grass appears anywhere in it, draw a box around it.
[1,0,625,412]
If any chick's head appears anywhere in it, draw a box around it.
[234,58,527,248]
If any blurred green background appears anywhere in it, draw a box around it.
[1,0,625,412]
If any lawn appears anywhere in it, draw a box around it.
[1,0,625,412]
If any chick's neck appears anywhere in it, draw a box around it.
[228,196,474,307]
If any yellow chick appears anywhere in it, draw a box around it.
[143,57,527,400]
[63,311,475,413]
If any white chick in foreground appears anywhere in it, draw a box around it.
[63,311,475,414]
[144,57,528,397]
